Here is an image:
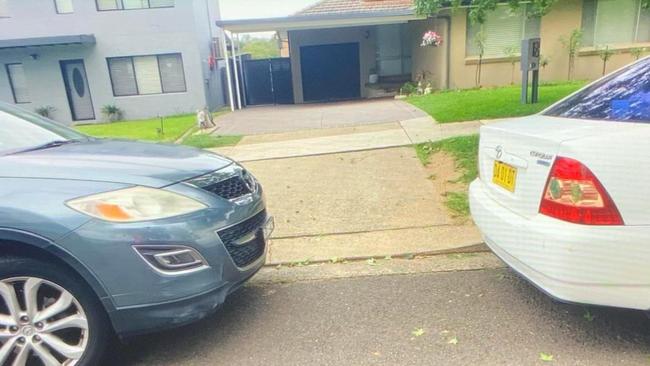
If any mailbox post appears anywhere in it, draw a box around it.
[521,38,541,104]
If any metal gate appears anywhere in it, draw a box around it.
[243,58,294,106]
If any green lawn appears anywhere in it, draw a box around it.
[407,82,586,123]
[416,135,479,217]
[75,114,196,142]
[181,134,242,149]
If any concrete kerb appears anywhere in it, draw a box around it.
[264,242,490,267]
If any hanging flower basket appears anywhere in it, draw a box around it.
[421,31,443,47]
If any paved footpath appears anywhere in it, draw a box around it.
[113,253,650,366]
[212,117,497,162]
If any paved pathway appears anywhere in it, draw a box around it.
[212,99,426,135]
[212,117,494,162]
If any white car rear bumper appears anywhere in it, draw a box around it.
[470,179,650,311]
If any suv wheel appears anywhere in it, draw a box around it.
[0,256,109,366]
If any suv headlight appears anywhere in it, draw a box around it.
[66,186,207,223]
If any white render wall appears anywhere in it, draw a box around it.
[0,0,225,124]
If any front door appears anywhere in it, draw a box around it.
[60,60,95,121]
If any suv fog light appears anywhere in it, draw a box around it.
[134,246,209,275]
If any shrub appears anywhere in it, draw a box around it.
[101,104,124,122]
[34,106,56,119]
[400,82,418,96]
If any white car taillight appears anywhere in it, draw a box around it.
[539,157,623,226]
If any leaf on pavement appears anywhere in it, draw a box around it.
[447,337,458,345]
[583,309,595,322]
[412,328,425,337]
[367,258,380,266]
[540,353,554,362]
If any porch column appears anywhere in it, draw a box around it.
[232,32,243,110]
[221,31,235,112]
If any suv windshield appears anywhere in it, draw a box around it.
[545,58,650,122]
[0,103,87,155]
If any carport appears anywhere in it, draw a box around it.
[216,9,435,110]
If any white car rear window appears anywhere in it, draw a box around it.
[546,58,650,122]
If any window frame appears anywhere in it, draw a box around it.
[54,0,74,14]
[106,53,187,97]
[95,0,174,12]
[5,63,30,104]
[581,0,650,46]
[465,4,541,58]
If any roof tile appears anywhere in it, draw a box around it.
[296,0,414,16]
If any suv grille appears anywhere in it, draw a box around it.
[203,176,252,200]
[218,210,267,267]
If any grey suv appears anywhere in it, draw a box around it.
[0,102,273,365]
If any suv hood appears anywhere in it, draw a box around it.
[1,139,233,187]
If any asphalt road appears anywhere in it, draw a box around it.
[111,267,650,366]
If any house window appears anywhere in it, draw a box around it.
[54,0,74,13]
[96,0,174,11]
[107,54,186,96]
[466,5,541,58]
[582,0,650,46]
[0,0,9,17]
[5,64,30,104]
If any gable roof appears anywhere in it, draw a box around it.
[296,0,415,16]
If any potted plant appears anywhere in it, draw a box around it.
[420,31,443,48]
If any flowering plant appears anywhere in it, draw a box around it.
[421,31,443,47]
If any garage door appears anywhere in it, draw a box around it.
[300,42,360,103]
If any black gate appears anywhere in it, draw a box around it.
[243,58,294,106]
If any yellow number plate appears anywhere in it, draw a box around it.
[492,161,517,192]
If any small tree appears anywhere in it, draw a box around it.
[560,29,583,81]
[597,46,616,75]
[630,47,647,61]
[474,30,486,87]
[503,45,519,85]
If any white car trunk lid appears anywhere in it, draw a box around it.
[478,116,637,218]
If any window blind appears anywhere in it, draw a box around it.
[108,54,186,97]
[55,0,74,13]
[637,8,650,42]
[466,5,539,57]
[594,0,638,45]
[0,0,8,17]
[158,54,186,93]
[122,0,148,9]
[6,64,30,103]
[96,0,120,10]
[133,56,162,94]
[108,58,138,96]
[149,0,175,8]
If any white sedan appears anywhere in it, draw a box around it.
[470,57,650,310]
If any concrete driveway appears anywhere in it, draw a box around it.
[213,99,426,135]
[243,147,481,264]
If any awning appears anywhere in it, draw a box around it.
[216,10,424,33]
[0,34,96,50]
